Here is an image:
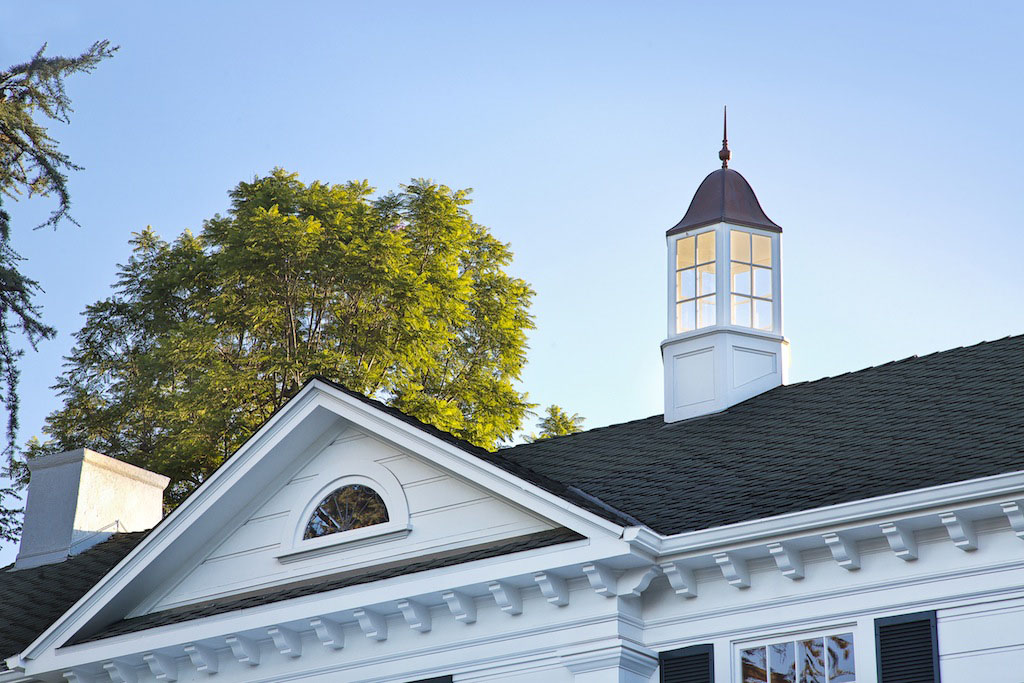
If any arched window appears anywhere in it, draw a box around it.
[303,484,389,540]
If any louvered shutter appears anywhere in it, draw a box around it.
[875,611,940,683]
[659,644,713,683]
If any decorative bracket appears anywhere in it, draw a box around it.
[939,512,978,551]
[310,617,345,650]
[103,662,137,683]
[488,581,523,615]
[767,542,805,580]
[535,571,570,606]
[620,565,663,598]
[268,626,303,658]
[659,561,698,598]
[823,532,861,570]
[353,608,388,640]
[442,590,477,623]
[713,552,750,588]
[226,634,260,666]
[397,599,432,632]
[582,562,619,597]
[1001,501,1024,540]
[880,522,918,561]
[62,671,94,683]
[184,643,219,674]
[142,653,178,682]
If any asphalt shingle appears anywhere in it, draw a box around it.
[499,334,1024,535]
[0,532,146,660]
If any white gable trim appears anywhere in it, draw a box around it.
[9,379,627,670]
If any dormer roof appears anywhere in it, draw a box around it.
[667,167,782,235]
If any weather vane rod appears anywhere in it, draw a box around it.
[719,106,731,169]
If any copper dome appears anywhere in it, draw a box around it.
[667,168,781,236]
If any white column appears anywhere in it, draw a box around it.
[560,640,658,683]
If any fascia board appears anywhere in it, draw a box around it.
[20,380,627,665]
[18,386,331,662]
[30,533,631,673]
[628,469,1024,557]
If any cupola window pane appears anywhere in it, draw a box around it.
[677,301,696,333]
[731,263,751,295]
[675,231,716,333]
[697,263,716,296]
[678,269,696,300]
[730,230,773,330]
[754,299,772,330]
[732,295,751,328]
[753,267,772,298]
[752,234,772,266]
[676,236,695,269]
[731,231,750,261]
[698,296,716,327]
[697,231,715,263]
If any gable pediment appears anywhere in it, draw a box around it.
[144,426,560,612]
[18,379,625,668]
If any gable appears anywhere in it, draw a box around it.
[12,379,625,669]
[144,426,557,612]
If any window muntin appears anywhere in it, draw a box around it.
[675,232,716,333]
[303,484,389,540]
[740,632,855,683]
[731,230,773,331]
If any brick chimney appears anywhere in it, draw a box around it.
[14,448,169,570]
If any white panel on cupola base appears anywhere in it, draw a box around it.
[146,428,556,613]
[732,345,777,388]
[672,347,716,408]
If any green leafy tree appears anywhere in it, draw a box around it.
[525,404,585,442]
[35,169,535,504]
[0,41,116,542]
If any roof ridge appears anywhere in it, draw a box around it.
[780,332,1024,389]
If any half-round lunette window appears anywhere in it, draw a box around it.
[303,484,389,540]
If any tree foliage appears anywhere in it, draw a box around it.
[0,41,116,542]
[525,404,585,442]
[36,170,535,504]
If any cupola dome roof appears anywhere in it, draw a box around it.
[667,167,782,236]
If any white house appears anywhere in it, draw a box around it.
[2,133,1023,683]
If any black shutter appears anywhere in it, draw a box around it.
[876,611,941,683]
[405,677,452,683]
[660,644,713,683]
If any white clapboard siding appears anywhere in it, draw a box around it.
[150,429,556,611]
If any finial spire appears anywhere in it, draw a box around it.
[719,106,731,168]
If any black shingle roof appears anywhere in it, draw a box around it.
[3,335,1023,652]
[501,334,1024,535]
[78,527,583,643]
[0,532,146,660]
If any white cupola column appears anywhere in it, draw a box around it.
[662,116,789,423]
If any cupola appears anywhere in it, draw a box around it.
[662,110,789,422]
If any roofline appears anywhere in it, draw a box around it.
[666,216,783,236]
[14,378,629,666]
[624,467,1024,557]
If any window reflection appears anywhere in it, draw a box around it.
[742,647,767,683]
[739,633,853,683]
[304,484,389,540]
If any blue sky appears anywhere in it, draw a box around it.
[2,2,1023,556]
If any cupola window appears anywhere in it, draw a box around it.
[730,230,773,330]
[675,231,716,333]
[303,484,389,540]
